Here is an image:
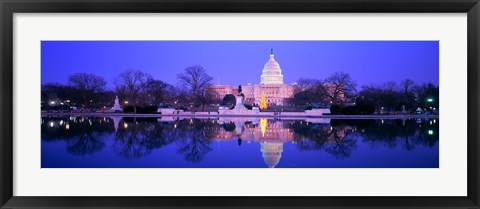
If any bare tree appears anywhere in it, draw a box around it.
[296,78,322,90]
[401,79,414,94]
[324,72,357,105]
[143,78,175,106]
[114,70,151,113]
[68,73,107,108]
[382,81,398,92]
[177,65,213,111]
[401,79,415,107]
[290,78,328,106]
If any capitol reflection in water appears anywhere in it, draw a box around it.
[41,116,439,168]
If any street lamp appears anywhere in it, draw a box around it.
[426,98,434,112]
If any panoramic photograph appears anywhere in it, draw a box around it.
[41,41,439,168]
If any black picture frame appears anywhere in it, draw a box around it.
[1,0,479,208]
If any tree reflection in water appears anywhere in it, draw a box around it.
[113,118,213,162]
[175,119,212,163]
[113,118,177,159]
[66,120,106,156]
[41,116,114,156]
[288,118,438,159]
[331,119,439,151]
[113,118,151,159]
[289,122,357,159]
[323,128,357,159]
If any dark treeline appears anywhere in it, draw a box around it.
[355,80,439,114]
[290,72,357,107]
[291,75,439,114]
[42,65,215,113]
[42,68,438,114]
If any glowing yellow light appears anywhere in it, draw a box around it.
[65,124,70,130]
[260,118,267,137]
[124,123,128,128]
[260,92,268,110]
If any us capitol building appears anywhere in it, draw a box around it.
[206,49,296,106]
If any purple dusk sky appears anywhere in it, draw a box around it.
[41,41,439,89]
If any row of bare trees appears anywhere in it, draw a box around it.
[290,73,438,113]
[113,65,214,113]
[113,70,176,113]
[42,73,111,110]
[290,72,357,106]
[42,65,215,112]
[357,80,438,113]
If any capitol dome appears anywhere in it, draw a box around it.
[260,49,284,85]
[261,142,284,168]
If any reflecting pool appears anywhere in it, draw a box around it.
[41,116,439,168]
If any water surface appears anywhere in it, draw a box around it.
[41,116,439,168]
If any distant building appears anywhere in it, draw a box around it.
[205,85,237,101]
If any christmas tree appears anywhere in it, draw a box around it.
[260,91,268,110]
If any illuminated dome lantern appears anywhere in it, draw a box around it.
[260,49,284,85]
